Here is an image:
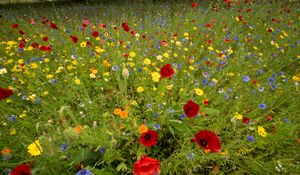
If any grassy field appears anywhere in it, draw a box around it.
[0,0,299,174]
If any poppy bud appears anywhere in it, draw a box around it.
[122,68,129,79]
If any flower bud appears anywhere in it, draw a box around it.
[122,68,129,79]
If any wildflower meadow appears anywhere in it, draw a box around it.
[0,0,299,174]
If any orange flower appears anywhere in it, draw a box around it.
[114,108,122,115]
[138,124,149,134]
[119,110,128,119]
[89,67,98,74]
[1,148,11,155]
[74,125,83,134]
[119,123,124,130]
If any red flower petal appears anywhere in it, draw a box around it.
[139,130,158,147]
[160,64,175,79]
[184,100,200,118]
[193,130,221,153]
[0,87,13,100]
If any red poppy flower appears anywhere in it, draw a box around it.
[160,64,174,79]
[139,130,158,147]
[242,117,250,124]
[18,30,25,35]
[39,46,51,52]
[31,43,39,48]
[92,31,99,38]
[10,164,30,175]
[42,37,48,42]
[0,87,13,100]
[133,156,160,175]
[192,130,221,153]
[202,99,209,106]
[12,23,19,29]
[184,100,200,118]
[19,42,25,48]
[50,22,58,29]
[206,23,212,28]
[191,2,198,8]
[70,35,78,43]
[122,22,130,32]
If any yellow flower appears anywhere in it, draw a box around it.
[136,87,144,93]
[143,58,151,65]
[30,63,38,69]
[195,88,204,96]
[166,85,173,90]
[258,126,267,137]
[151,72,160,82]
[234,112,243,120]
[184,32,189,37]
[43,91,49,96]
[208,46,214,51]
[129,51,136,58]
[80,42,87,47]
[292,75,300,81]
[74,79,81,85]
[228,72,235,77]
[10,129,16,135]
[46,74,54,79]
[90,74,96,78]
[163,53,169,58]
[103,72,110,77]
[138,125,148,134]
[27,140,42,156]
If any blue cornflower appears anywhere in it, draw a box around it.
[75,169,92,175]
[146,103,152,108]
[100,147,106,154]
[243,75,251,82]
[8,115,16,122]
[186,153,195,160]
[179,114,186,120]
[259,103,266,110]
[247,136,255,142]
[268,77,275,82]
[112,65,119,71]
[258,86,264,92]
[153,123,161,130]
[153,113,159,118]
[61,144,68,151]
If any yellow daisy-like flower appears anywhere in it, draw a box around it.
[27,140,42,156]
[151,72,160,82]
[143,58,151,65]
[129,51,136,58]
[74,79,81,85]
[80,42,86,47]
[258,126,267,137]
[195,88,204,96]
[136,87,144,93]
[234,112,243,120]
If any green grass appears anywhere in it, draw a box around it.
[0,0,299,174]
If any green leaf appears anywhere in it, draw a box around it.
[204,108,220,115]
[116,162,128,172]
